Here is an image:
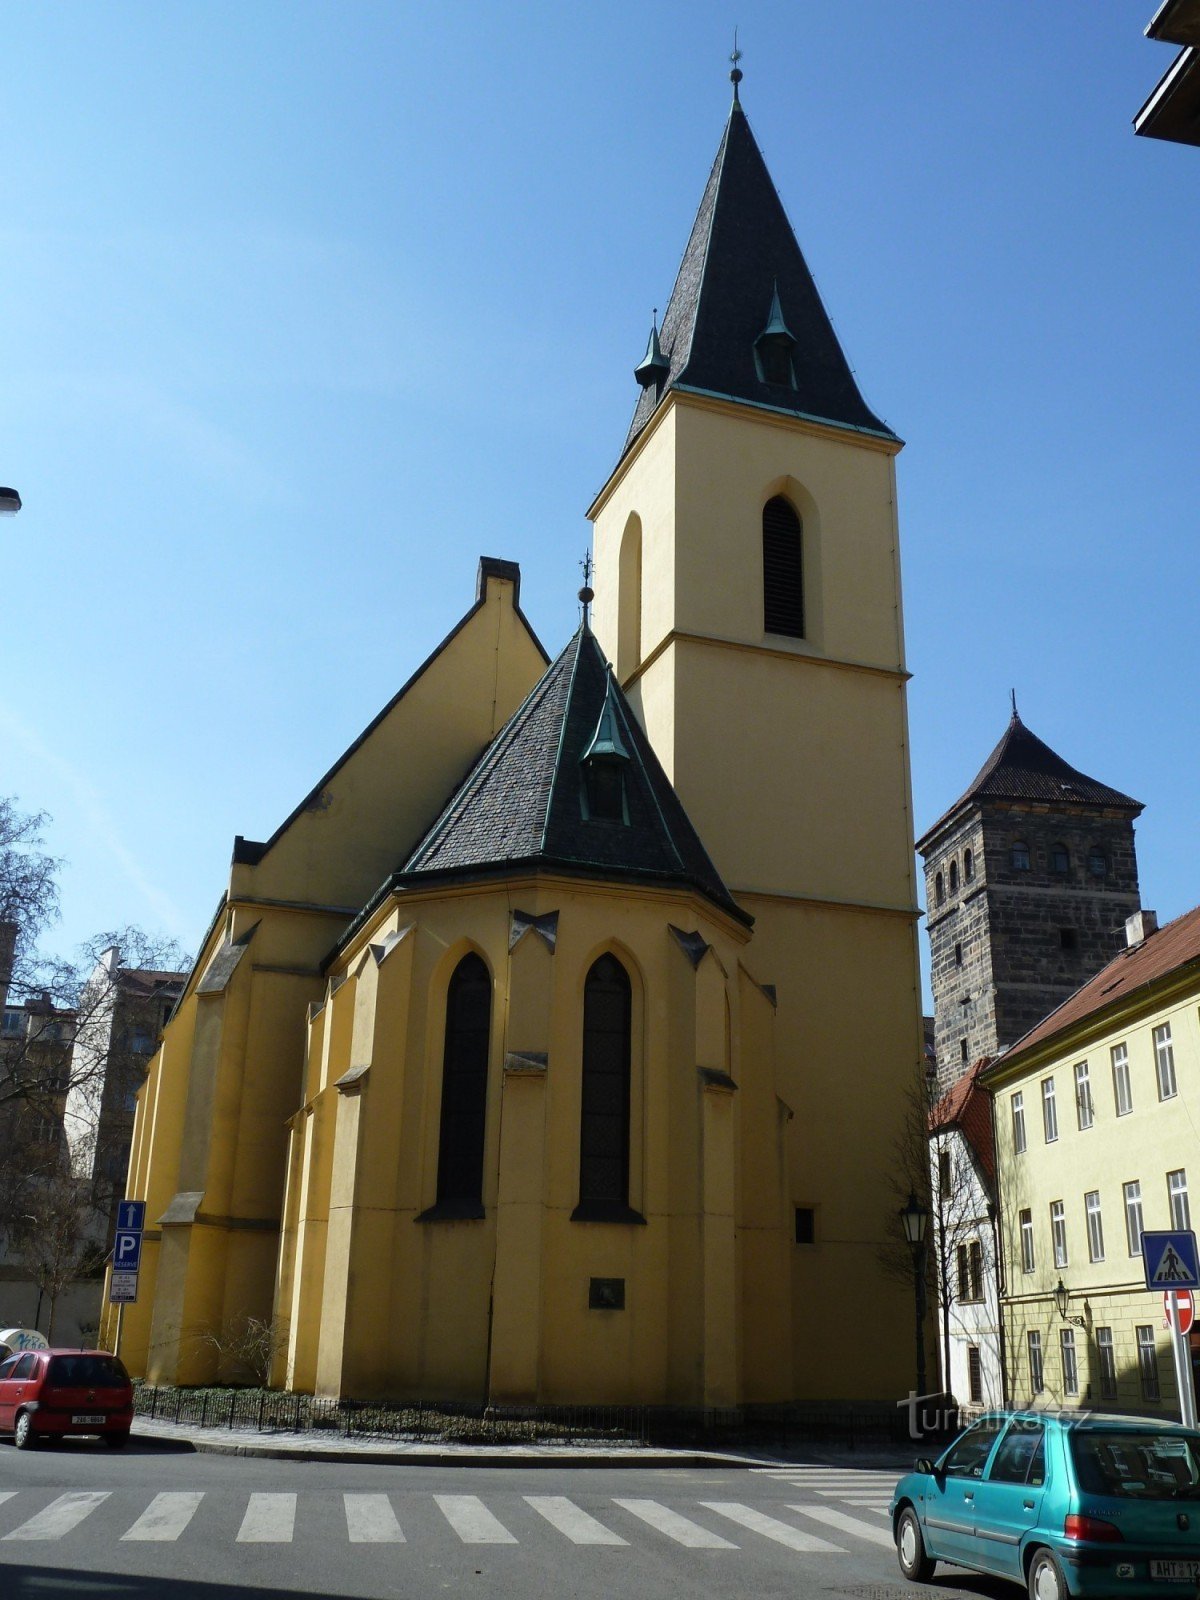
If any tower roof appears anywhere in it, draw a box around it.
[918,712,1143,849]
[623,98,894,455]
[396,626,748,924]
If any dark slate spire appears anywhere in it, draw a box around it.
[633,313,670,390]
[918,711,1143,847]
[398,628,747,923]
[624,99,893,454]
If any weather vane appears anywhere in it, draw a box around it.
[730,29,743,100]
[579,551,594,625]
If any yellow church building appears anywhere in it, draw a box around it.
[106,79,926,1413]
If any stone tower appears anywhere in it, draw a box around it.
[917,710,1143,1089]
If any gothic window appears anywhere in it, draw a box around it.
[1088,847,1107,878]
[1052,843,1069,873]
[435,953,491,1208]
[949,860,959,894]
[935,872,945,906]
[762,496,804,639]
[963,848,973,881]
[1011,840,1031,871]
[578,954,632,1209]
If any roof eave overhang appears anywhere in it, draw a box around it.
[1135,45,1200,144]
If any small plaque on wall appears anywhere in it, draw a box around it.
[588,1276,625,1310]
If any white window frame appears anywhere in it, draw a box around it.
[1012,1092,1027,1155]
[1153,1023,1178,1101]
[1060,1327,1079,1397]
[1020,1208,1035,1273]
[967,1344,983,1404]
[1051,1200,1068,1269]
[1123,1180,1144,1257]
[1168,1169,1191,1232]
[1095,1326,1118,1401]
[1073,1060,1093,1130]
[1136,1325,1160,1401]
[1085,1190,1105,1263]
[1042,1077,1058,1143]
[1111,1043,1132,1116]
[1027,1329,1044,1394]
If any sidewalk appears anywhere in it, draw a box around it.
[131,1415,915,1471]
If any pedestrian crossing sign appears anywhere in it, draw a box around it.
[1142,1230,1199,1291]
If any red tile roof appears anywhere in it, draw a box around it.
[930,1058,995,1185]
[995,903,1200,1069]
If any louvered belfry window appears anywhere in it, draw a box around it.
[435,953,491,1205]
[762,495,804,638]
[579,954,632,1205]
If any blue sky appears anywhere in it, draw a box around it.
[2,2,1195,1004]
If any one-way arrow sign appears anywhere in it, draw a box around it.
[1143,1230,1199,1291]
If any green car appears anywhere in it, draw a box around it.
[889,1410,1200,1599]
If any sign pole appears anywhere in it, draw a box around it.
[1168,1292,1198,1430]
[114,1302,125,1362]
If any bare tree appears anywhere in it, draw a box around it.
[9,1144,105,1341]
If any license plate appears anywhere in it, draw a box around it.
[1151,1560,1200,1582]
[71,1414,106,1425]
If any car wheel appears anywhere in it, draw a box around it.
[13,1411,37,1451]
[103,1431,129,1449]
[896,1506,935,1582]
[1028,1547,1066,1600]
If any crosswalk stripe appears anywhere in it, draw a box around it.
[3,1491,111,1541]
[525,1497,626,1546]
[613,1498,737,1549]
[344,1493,404,1543]
[699,1502,844,1553]
[434,1495,517,1545]
[122,1492,204,1542]
[0,1494,16,1512]
[236,1493,296,1543]
[789,1504,895,1548]
[817,1490,892,1503]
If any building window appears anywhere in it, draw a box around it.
[1011,841,1031,871]
[1168,1169,1191,1232]
[1059,928,1078,951]
[1096,1327,1118,1401]
[1027,1329,1044,1394]
[1051,1200,1068,1269]
[938,1148,952,1201]
[1052,843,1069,873]
[583,760,626,822]
[954,941,963,967]
[1123,1180,1144,1257]
[1,1009,23,1037]
[578,953,633,1209]
[967,1345,983,1405]
[1137,1326,1161,1401]
[956,1240,983,1303]
[435,953,492,1209]
[960,1038,968,1064]
[1020,1208,1035,1273]
[1111,1043,1132,1117]
[949,860,959,894]
[1088,847,1107,878]
[1074,1061,1093,1130]
[1059,1327,1079,1397]
[762,496,804,638]
[963,847,974,882]
[1153,1023,1178,1100]
[794,1206,816,1244]
[1042,1077,1058,1143]
[1012,1092,1027,1155]
[935,872,945,907]
[1085,1190,1105,1262]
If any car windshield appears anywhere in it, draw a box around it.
[46,1355,129,1387]
[1070,1429,1200,1500]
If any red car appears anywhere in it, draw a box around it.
[0,1348,133,1449]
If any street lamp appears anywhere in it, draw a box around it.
[900,1191,931,1398]
[1053,1278,1088,1329]
[0,488,21,516]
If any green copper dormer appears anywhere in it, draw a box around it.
[754,281,797,387]
[634,315,670,390]
[580,668,632,823]
[622,95,894,455]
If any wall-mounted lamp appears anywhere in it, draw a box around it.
[1053,1277,1088,1329]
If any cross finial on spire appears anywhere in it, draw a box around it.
[578,551,594,626]
[729,29,743,102]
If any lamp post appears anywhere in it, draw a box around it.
[900,1191,931,1399]
[1053,1278,1087,1330]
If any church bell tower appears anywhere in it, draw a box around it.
[589,72,924,1404]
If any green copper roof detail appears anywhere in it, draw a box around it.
[634,315,670,389]
[756,280,795,346]
[580,669,632,764]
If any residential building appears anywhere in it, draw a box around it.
[929,1060,1003,1410]
[986,906,1200,1415]
[106,78,926,1412]
[918,709,1142,1092]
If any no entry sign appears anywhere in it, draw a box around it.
[1164,1290,1195,1336]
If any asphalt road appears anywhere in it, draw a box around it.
[0,1436,1014,1600]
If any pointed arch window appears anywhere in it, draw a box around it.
[762,496,804,639]
[434,953,491,1213]
[574,954,636,1220]
[949,860,959,894]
